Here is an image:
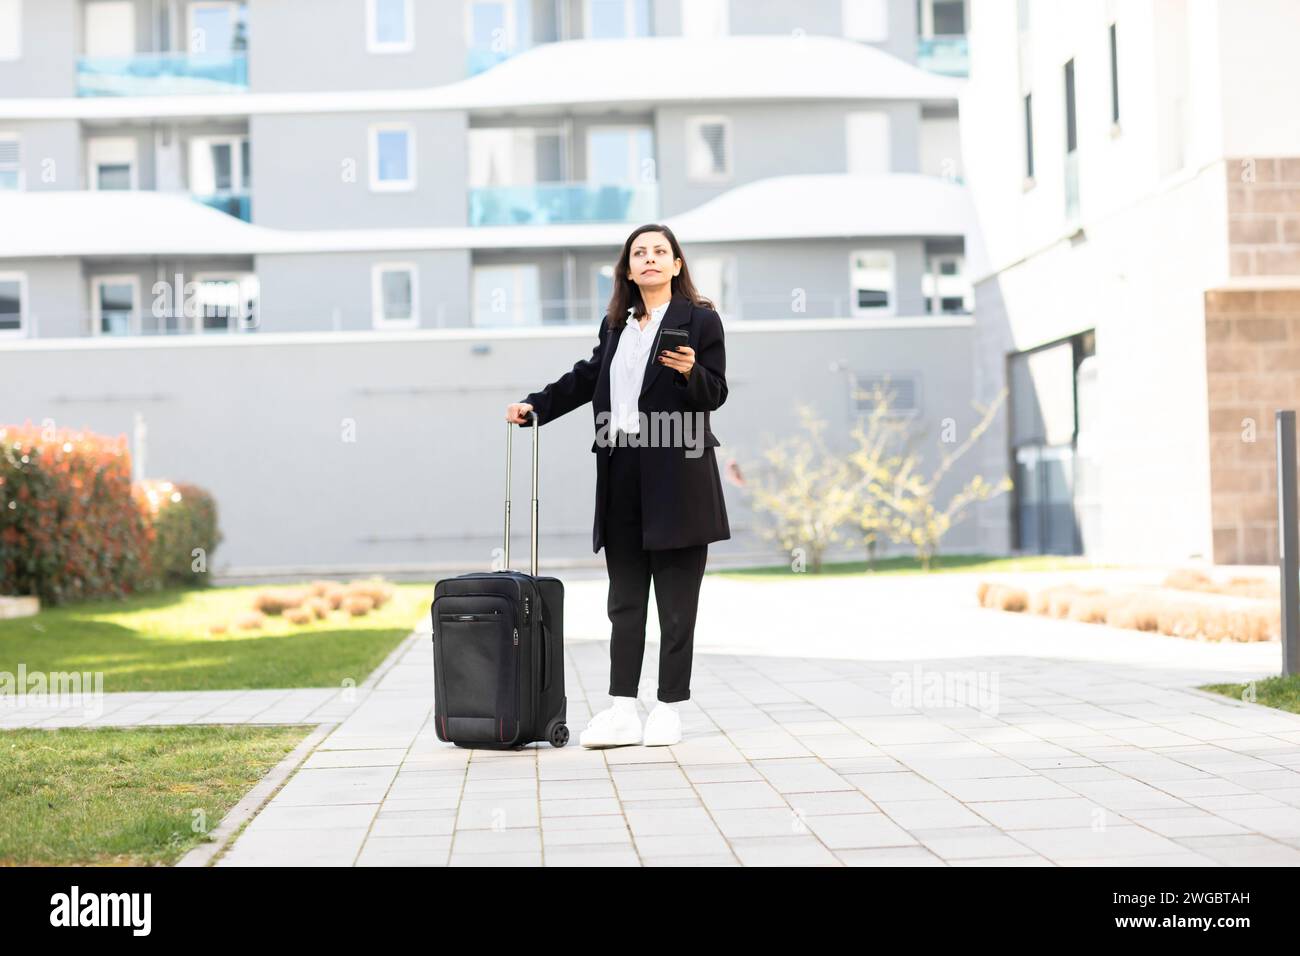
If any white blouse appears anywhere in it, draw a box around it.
[609,300,670,437]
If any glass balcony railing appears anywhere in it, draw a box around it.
[469,181,658,226]
[917,35,968,77]
[76,52,249,97]
[194,191,251,222]
[467,44,526,76]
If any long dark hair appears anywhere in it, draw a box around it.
[605,223,714,331]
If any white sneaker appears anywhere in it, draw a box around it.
[579,703,643,748]
[641,703,682,747]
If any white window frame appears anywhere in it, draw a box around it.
[584,0,649,39]
[188,134,249,194]
[369,123,416,191]
[0,0,21,61]
[191,271,258,333]
[685,115,731,183]
[371,262,420,329]
[849,248,896,318]
[0,271,28,338]
[0,132,23,190]
[922,253,970,314]
[367,0,413,54]
[91,274,141,337]
[87,136,138,191]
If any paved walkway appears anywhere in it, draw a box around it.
[195,569,1300,867]
[11,567,1295,865]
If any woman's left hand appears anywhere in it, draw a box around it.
[659,344,695,379]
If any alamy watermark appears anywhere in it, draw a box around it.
[889,665,1000,717]
[595,410,711,458]
[0,665,106,718]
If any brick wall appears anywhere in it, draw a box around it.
[1205,287,1300,563]
[1227,158,1300,276]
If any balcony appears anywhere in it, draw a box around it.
[468,181,658,227]
[76,53,249,97]
[467,44,525,76]
[194,191,251,222]
[916,35,968,77]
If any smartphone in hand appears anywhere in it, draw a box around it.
[655,327,689,357]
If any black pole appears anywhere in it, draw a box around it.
[1277,410,1300,676]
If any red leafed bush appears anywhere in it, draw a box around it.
[0,421,157,606]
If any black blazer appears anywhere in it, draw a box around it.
[518,291,732,553]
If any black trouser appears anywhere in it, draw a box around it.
[603,442,708,703]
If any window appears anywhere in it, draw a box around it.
[851,372,918,414]
[1108,22,1120,127]
[367,0,412,52]
[686,116,730,181]
[189,135,249,194]
[842,0,888,41]
[587,126,653,184]
[88,137,137,190]
[930,0,964,35]
[192,273,258,333]
[849,249,895,317]
[1064,58,1079,219]
[1063,59,1077,154]
[922,254,971,314]
[585,0,649,39]
[0,273,25,336]
[1023,92,1034,182]
[371,263,419,328]
[846,111,891,175]
[682,0,726,37]
[688,255,737,317]
[83,1,135,57]
[468,0,518,55]
[0,0,20,60]
[468,127,563,187]
[369,124,415,191]
[0,135,21,190]
[188,2,247,54]
[92,275,139,336]
[474,264,540,327]
[592,263,614,316]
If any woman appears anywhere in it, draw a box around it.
[505,223,731,749]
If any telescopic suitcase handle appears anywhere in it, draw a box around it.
[503,410,539,577]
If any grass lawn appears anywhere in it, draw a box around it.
[0,724,309,866]
[713,553,1113,579]
[0,582,435,693]
[1202,675,1299,713]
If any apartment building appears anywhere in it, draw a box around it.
[0,0,973,339]
[960,0,1300,565]
[0,0,997,574]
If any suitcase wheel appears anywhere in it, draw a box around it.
[548,721,569,748]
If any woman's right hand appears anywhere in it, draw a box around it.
[505,402,534,424]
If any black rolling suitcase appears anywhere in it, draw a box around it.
[430,412,569,749]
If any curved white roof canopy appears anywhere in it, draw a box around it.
[0,174,974,258]
[0,35,963,121]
